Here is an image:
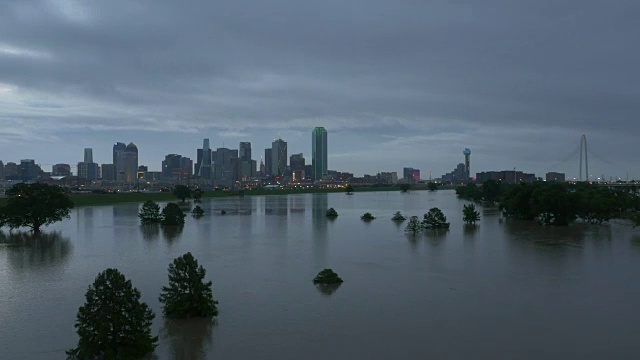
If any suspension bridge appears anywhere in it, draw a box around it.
[542,134,636,183]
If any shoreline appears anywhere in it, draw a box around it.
[7,185,447,208]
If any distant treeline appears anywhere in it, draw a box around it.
[456,181,640,226]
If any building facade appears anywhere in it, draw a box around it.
[84,148,93,163]
[214,147,238,187]
[312,127,328,180]
[264,148,272,176]
[162,154,192,183]
[239,142,251,161]
[441,163,467,184]
[196,138,212,179]
[545,172,566,182]
[290,153,305,181]
[52,164,72,177]
[19,159,42,181]
[101,164,115,181]
[271,139,288,178]
[476,170,536,184]
[77,162,99,181]
[124,143,139,183]
[113,142,127,181]
[4,162,18,180]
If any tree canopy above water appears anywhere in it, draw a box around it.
[0,183,74,233]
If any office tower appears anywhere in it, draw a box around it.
[101,164,115,180]
[312,127,328,180]
[124,143,139,183]
[77,162,98,180]
[264,148,272,176]
[240,142,252,161]
[0,160,4,180]
[238,159,256,181]
[179,157,192,181]
[113,142,127,180]
[259,158,265,175]
[290,153,305,181]
[463,148,471,182]
[4,162,18,179]
[412,169,420,183]
[163,154,192,182]
[403,168,414,182]
[84,148,93,163]
[52,164,72,176]
[214,148,237,187]
[304,164,313,180]
[196,138,212,179]
[271,138,287,177]
[19,159,42,181]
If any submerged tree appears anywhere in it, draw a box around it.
[0,183,74,233]
[427,182,438,191]
[162,203,186,226]
[139,200,162,224]
[345,184,354,194]
[463,204,480,225]
[192,188,204,203]
[313,269,344,284]
[399,183,411,192]
[361,212,375,221]
[391,211,406,222]
[326,208,338,217]
[422,208,450,229]
[67,269,157,359]
[405,216,422,234]
[173,185,191,203]
[191,206,204,218]
[159,253,219,318]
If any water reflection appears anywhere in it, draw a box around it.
[290,196,305,214]
[314,283,342,296]
[161,318,214,360]
[502,219,586,246]
[265,196,288,216]
[113,204,140,218]
[424,229,448,246]
[463,224,478,237]
[0,231,72,270]
[162,225,184,243]
[140,224,161,241]
[312,194,329,263]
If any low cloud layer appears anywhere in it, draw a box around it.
[1,0,638,178]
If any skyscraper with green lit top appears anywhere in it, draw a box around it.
[312,127,328,180]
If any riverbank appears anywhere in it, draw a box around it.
[0,184,455,208]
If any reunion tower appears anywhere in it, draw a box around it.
[463,148,471,182]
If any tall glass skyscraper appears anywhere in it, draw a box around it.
[239,142,251,161]
[124,143,139,183]
[113,142,127,181]
[312,127,328,180]
[197,138,212,179]
[84,148,93,163]
[271,139,287,177]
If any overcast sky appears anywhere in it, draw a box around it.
[1,0,638,179]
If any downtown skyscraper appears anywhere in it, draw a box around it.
[271,139,287,178]
[312,127,328,180]
[196,138,212,179]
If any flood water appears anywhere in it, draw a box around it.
[1,190,640,359]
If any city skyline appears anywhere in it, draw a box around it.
[1,1,639,178]
[0,132,634,182]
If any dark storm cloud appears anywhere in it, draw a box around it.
[0,0,638,176]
